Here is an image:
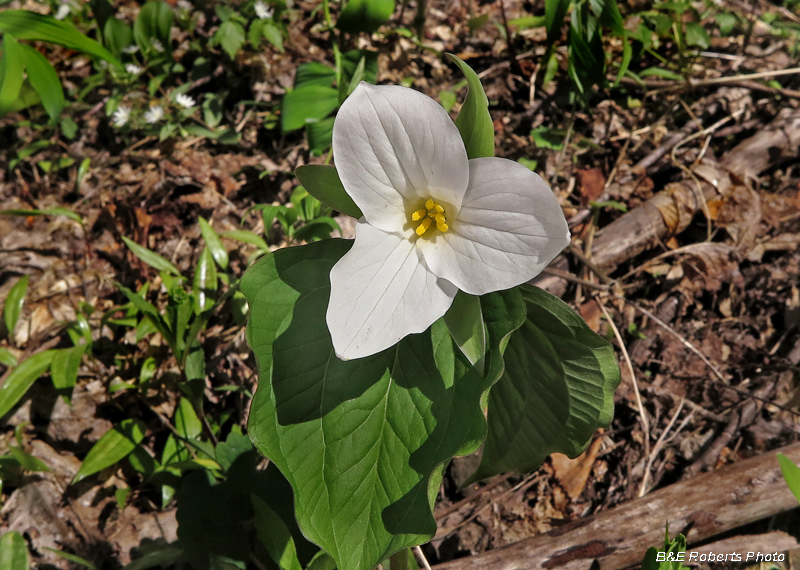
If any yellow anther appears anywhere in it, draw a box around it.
[427,209,436,217]
[425,199,435,210]
[411,208,428,221]
[436,222,449,232]
[435,214,446,225]
[434,204,445,213]
[416,217,433,236]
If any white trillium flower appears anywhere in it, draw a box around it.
[254,0,273,19]
[326,83,571,360]
[174,93,196,108]
[111,105,131,128]
[144,105,164,124]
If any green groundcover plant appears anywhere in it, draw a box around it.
[241,55,621,570]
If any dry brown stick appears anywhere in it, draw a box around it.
[434,442,800,570]
[536,107,800,297]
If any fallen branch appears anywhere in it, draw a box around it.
[435,443,800,570]
[536,107,800,296]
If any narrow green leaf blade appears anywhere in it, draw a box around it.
[132,1,173,55]
[777,453,800,504]
[3,274,29,339]
[50,344,86,395]
[295,165,362,219]
[0,531,30,570]
[473,286,620,480]
[447,54,494,159]
[72,418,147,483]
[192,247,217,314]
[0,349,56,419]
[0,34,25,118]
[198,217,229,270]
[121,236,181,276]
[0,10,120,66]
[0,207,82,223]
[18,44,65,120]
[252,494,303,570]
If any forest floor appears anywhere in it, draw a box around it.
[1,0,800,568]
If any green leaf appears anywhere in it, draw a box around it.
[198,217,229,270]
[447,54,494,159]
[220,230,269,252]
[444,292,486,372]
[19,43,64,120]
[685,22,710,49]
[0,10,120,67]
[8,445,50,472]
[175,397,202,440]
[777,453,800,504]
[305,116,335,156]
[50,344,86,398]
[214,20,246,59]
[337,0,395,34]
[0,347,18,368]
[3,275,29,340]
[252,495,303,570]
[41,548,97,570]
[0,207,82,224]
[472,286,620,480]
[281,85,339,133]
[530,126,565,150]
[639,67,684,81]
[0,531,29,570]
[133,1,173,56]
[103,17,133,58]
[116,283,175,351]
[294,62,336,88]
[0,349,56,419]
[545,0,570,45]
[715,13,736,35]
[243,240,489,570]
[0,34,25,118]
[192,247,217,314]
[295,165,362,219]
[72,418,148,483]
[121,236,181,276]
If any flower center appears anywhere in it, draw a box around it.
[410,199,449,237]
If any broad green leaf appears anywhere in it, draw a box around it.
[447,54,494,159]
[215,426,253,472]
[0,349,56,419]
[684,22,710,49]
[72,418,148,483]
[198,217,229,270]
[103,17,133,58]
[444,292,486,372]
[50,344,86,396]
[715,13,737,35]
[214,20,246,59]
[305,116,335,156]
[243,240,489,570]
[777,453,800,504]
[19,44,64,120]
[294,62,336,88]
[192,247,217,314]
[281,86,339,133]
[0,10,120,67]
[295,165,362,219]
[252,495,303,570]
[472,286,619,480]
[133,1,173,55]
[342,50,379,85]
[0,34,25,118]
[0,531,29,570]
[337,0,395,34]
[3,275,29,339]
[121,236,181,276]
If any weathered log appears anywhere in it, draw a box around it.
[435,443,800,570]
[535,108,800,297]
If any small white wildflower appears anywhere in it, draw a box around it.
[125,63,144,75]
[144,105,165,124]
[174,93,196,109]
[98,60,110,70]
[54,3,71,20]
[150,37,165,52]
[177,0,192,11]
[112,106,131,128]
[122,44,140,54]
[254,0,273,19]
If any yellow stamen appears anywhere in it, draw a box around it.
[425,199,435,210]
[411,208,428,221]
[415,216,433,236]
[434,204,445,213]
[435,214,446,225]
[436,222,449,232]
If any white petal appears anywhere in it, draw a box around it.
[332,83,469,233]
[419,158,570,295]
[327,222,458,360]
